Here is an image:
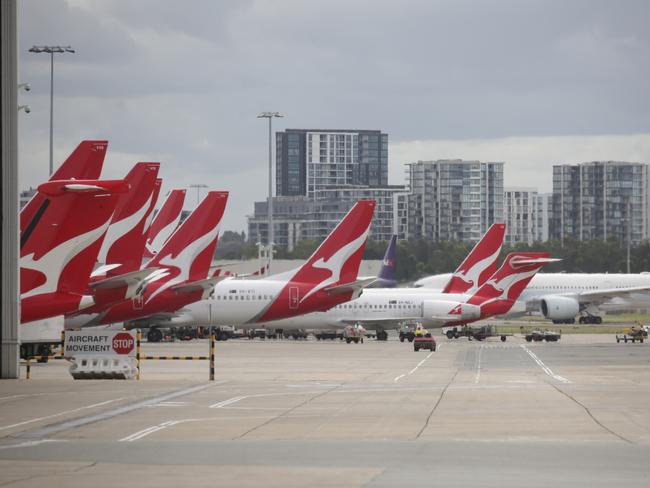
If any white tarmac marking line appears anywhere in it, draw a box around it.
[520,345,571,384]
[395,351,434,382]
[474,345,484,384]
[209,396,248,409]
[120,420,182,442]
[0,439,68,450]
[0,398,124,431]
[145,401,189,408]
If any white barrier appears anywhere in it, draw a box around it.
[69,356,138,380]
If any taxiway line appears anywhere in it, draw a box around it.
[520,345,571,383]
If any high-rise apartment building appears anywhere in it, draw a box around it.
[275,129,388,197]
[534,193,551,242]
[248,186,405,250]
[404,160,504,242]
[250,128,394,248]
[550,161,649,244]
[504,187,538,245]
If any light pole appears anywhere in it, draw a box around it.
[189,184,208,206]
[28,45,75,176]
[257,111,282,274]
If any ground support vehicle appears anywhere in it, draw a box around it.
[414,334,436,352]
[248,328,278,340]
[282,329,308,340]
[146,327,176,343]
[314,331,343,341]
[616,327,647,343]
[525,329,561,342]
[212,326,235,341]
[20,316,63,362]
[343,325,364,344]
[399,325,416,343]
[444,325,510,342]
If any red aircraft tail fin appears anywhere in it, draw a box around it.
[20,140,108,232]
[20,179,128,323]
[467,252,557,309]
[443,223,506,294]
[286,200,375,295]
[96,162,160,275]
[144,188,186,258]
[145,191,228,299]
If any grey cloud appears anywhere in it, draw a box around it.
[16,0,650,231]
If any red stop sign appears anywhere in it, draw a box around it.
[112,332,135,355]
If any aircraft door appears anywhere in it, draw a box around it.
[289,286,299,309]
[132,295,144,310]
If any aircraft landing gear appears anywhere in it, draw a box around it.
[147,327,163,343]
[376,330,388,341]
[579,315,603,324]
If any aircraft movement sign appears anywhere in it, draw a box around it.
[64,330,137,357]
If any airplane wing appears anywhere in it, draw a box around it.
[324,277,377,295]
[339,316,422,327]
[89,268,160,290]
[170,276,227,294]
[577,285,650,303]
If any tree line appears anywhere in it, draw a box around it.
[216,231,650,282]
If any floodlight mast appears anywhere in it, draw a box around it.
[257,111,283,274]
[28,45,75,175]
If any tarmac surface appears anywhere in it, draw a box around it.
[1,333,649,487]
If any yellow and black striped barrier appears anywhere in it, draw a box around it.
[141,356,211,360]
[135,330,216,381]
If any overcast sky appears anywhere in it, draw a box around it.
[17,0,650,231]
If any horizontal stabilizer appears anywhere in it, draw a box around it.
[511,258,562,265]
[89,268,161,290]
[170,276,227,294]
[325,277,377,295]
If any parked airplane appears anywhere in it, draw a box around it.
[161,200,377,336]
[65,191,229,330]
[143,188,186,258]
[414,232,650,324]
[20,179,128,323]
[505,273,650,324]
[235,251,556,339]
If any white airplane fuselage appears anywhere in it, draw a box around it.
[179,287,478,331]
[415,272,650,316]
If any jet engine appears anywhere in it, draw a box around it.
[423,300,481,321]
[540,296,580,320]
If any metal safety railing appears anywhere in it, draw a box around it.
[135,329,215,381]
[22,330,216,381]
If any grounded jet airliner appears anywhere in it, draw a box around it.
[172,249,554,337]
[415,265,650,324]
[65,191,230,329]
[158,200,377,333]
